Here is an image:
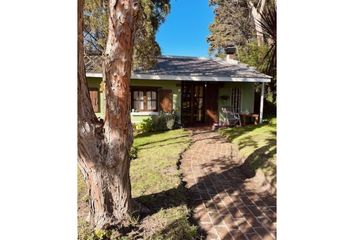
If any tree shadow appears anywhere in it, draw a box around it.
[137,139,191,151]
[134,133,189,148]
[130,127,276,239]
[184,159,276,239]
[134,184,186,216]
[133,161,276,239]
[220,125,260,141]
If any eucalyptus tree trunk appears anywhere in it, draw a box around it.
[78,0,139,229]
[248,0,266,46]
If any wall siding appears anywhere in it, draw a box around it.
[218,82,255,124]
[130,79,181,123]
[86,77,255,125]
[86,77,182,123]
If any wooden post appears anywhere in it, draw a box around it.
[260,82,265,124]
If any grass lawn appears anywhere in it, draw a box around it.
[78,129,198,240]
[219,118,276,188]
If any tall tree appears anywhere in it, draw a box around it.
[258,3,277,101]
[248,0,267,46]
[208,0,255,55]
[84,0,170,69]
[258,4,276,77]
[78,0,140,229]
[208,0,277,102]
[208,0,272,55]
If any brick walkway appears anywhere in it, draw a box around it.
[181,129,276,240]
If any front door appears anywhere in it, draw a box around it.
[181,82,205,126]
[205,83,219,124]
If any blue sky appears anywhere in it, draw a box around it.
[156,0,214,57]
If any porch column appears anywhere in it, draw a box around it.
[259,82,265,124]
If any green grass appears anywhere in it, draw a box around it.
[78,129,198,239]
[131,129,197,239]
[219,118,276,186]
[131,129,190,196]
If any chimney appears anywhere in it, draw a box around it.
[224,46,238,64]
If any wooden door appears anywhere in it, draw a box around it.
[181,82,206,126]
[205,83,219,124]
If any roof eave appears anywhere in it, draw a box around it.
[86,72,271,83]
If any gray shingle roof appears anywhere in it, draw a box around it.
[85,55,271,80]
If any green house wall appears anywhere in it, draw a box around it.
[86,77,255,124]
[130,79,181,123]
[218,82,255,124]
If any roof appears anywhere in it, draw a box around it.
[85,55,271,83]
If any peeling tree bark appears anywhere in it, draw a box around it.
[78,0,139,230]
[248,0,266,46]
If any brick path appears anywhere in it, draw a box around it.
[181,129,276,240]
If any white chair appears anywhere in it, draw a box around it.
[221,107,242,127]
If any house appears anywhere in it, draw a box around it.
[84,53,271,127]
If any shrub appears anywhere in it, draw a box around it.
[129,146,138,160]
[138,117,154,133]
[152,111,178,131]
[78,222,112,240]
[134,111,179,134]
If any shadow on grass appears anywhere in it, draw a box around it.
[134,130,189,147]
[131,128,276,240]
[79,127,276,239]
[134,163,276,240]
[219,122,276,186]
[132,183,204,240]
[134,184,186,214]
[137,139,191,151]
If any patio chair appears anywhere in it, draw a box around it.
[221,107,242,127]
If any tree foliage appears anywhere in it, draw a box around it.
[238,40,268,71]
[208,0,255,55]
[84,0,170,69]
[258,4,276,77]
[208,0,277,102]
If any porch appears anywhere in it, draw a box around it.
[180,80,266,128]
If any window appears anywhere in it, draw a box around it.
[89,88,100,113]
[131,88,158,112]
[231,87,241,113]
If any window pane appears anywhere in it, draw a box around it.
[152,91,156,100]
[133,91,138,99]
[134,100,144,111]
[147,100,157,110]
[151,101,156,110]
[132,89,157,111]
[134,101,139,110]
[231,87,241,113]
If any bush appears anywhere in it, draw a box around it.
[78,222,113,240]
[129,146,138,160]
[134,111,179,134]
[152,111,179,131]
[138,117,154,133]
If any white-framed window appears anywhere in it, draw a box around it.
[131,88,158,112]
[231,87,241,113]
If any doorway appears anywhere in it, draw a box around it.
[181,82,205,126]
[181,82,219,127]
